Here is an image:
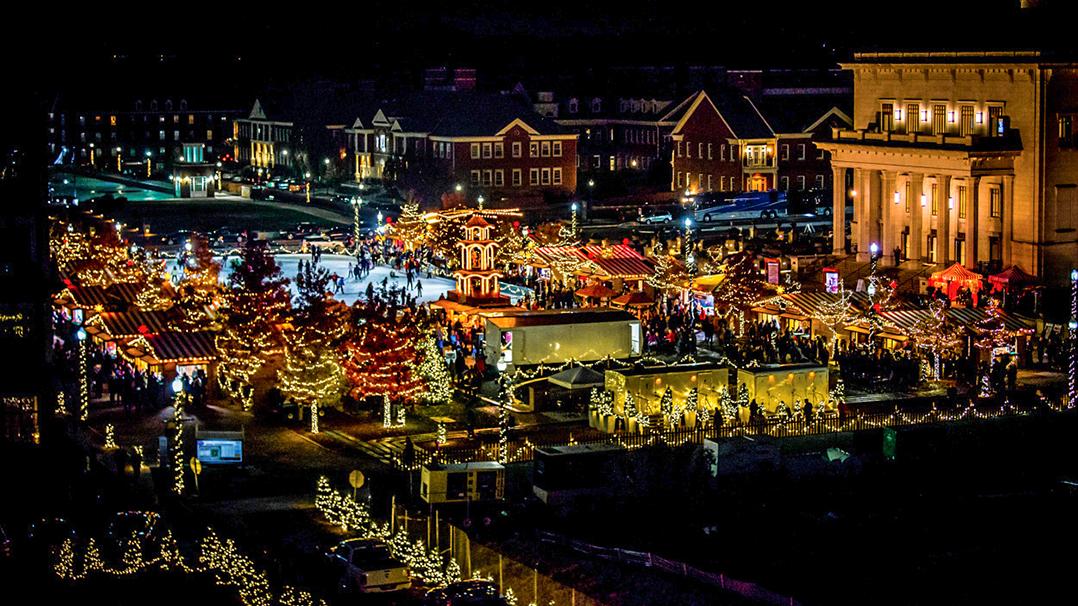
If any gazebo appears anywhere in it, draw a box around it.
[928,263,984,304]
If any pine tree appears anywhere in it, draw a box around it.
[393,195,428,251]
[216,240,290,409]
[659,386,674,427]
[416,333,453,405]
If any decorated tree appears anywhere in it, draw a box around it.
[659,387,674,427]
[495,221,531,273]
[416,333,453,405]
[646,243,689,294]
[973,297,1013,396]
[340,307,424,404]
[171,234,222,329]
[393,195,428,251]
[711,252,765,324]
[216,240,290,410]
[809,283,858,356]
[910,299,963,380]
[590,387,614,417]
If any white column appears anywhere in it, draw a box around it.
[832,166,846,255]
[937,175,952,265]
[881,171,897,266]
[909,173,923,261]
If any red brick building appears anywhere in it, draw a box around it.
[667,89,851,195]
[337,91,577,203]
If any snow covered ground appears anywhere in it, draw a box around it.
[172,253,455,306]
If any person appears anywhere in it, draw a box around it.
[402,436,415,469]
[416,279,423,298]
[804,400,813,424]
[893,246,901,267]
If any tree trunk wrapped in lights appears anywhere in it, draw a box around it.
[809,283,857,356]
[497,373,515,463]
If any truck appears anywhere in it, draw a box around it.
[326,538,411,593]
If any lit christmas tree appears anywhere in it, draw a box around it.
[910,299,963,381]
[659,386,674,427]
[340,308,424,404]
[416,334,453,405]
[497,373,515,463]
[216,240,290,410]
[392,196,428,251]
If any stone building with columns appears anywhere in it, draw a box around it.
[818,50,1078,284]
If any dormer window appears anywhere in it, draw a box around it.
[568,98,578,114]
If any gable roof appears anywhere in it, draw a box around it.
[670,90,774,140]
[754,94,853,135]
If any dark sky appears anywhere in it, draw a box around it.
[9,0,1072,97]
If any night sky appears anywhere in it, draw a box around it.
[12,0,1067,97]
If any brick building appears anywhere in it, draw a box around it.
[48,95,242,175]
[336,91,578,202]
[667,89,851,195]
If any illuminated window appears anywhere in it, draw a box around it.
[958,186,968,219]
[931,184,939,216]
[933,105,947,135]
[990,187,1002,218]
[906,103,920,133]
[960,106,974,137]
[109,115,117,126]
[188,114,195,125]
[529,142,539,157]
[881,103,894,132]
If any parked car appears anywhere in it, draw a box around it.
[326,539,411,594]
[424,580,508,606]
[638,208,673,224]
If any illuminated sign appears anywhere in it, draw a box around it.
[824,268,840,294]
[196,439,243,464]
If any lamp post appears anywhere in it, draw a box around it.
[867,242,882,342]
[477,195,485,211]
[304,171,312,204]
[170,378,186,496]
[570,202,579,240]
[1069,268,1077,405]
[352,196,363,255]
[145,150,152,178]
[115,147,123,173]
[89,143,95,167]
[76,328,88,422]
[684,217,697,321]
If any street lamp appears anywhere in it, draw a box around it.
[570,202,580,240]
[76,328,88,422]
[455,183,463,192]
[352,196,363,255]
[477,195,485,210]
[115,147,123,173]
[145,150,152,177]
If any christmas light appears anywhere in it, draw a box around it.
[104,424,117,449]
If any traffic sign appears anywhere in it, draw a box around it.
[189,457,202,475]
[349,469,365,489]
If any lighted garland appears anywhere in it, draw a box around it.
[104,424,117,449]
[171,393,186,495]
[436,423,448,447]
[78,338,89,422]
[314,477,454,586]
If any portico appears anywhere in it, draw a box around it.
[820,131,1018,271]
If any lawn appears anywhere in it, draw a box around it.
[113,197,351,236]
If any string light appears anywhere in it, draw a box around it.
[171,390,186,495]
[436,423,447,447]
[104,424,117,449]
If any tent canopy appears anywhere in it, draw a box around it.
[612,290,655,308]
[989,265,1035,291]
[930,263,982,284]
[547,366,606,390]
[575,283,616,299]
